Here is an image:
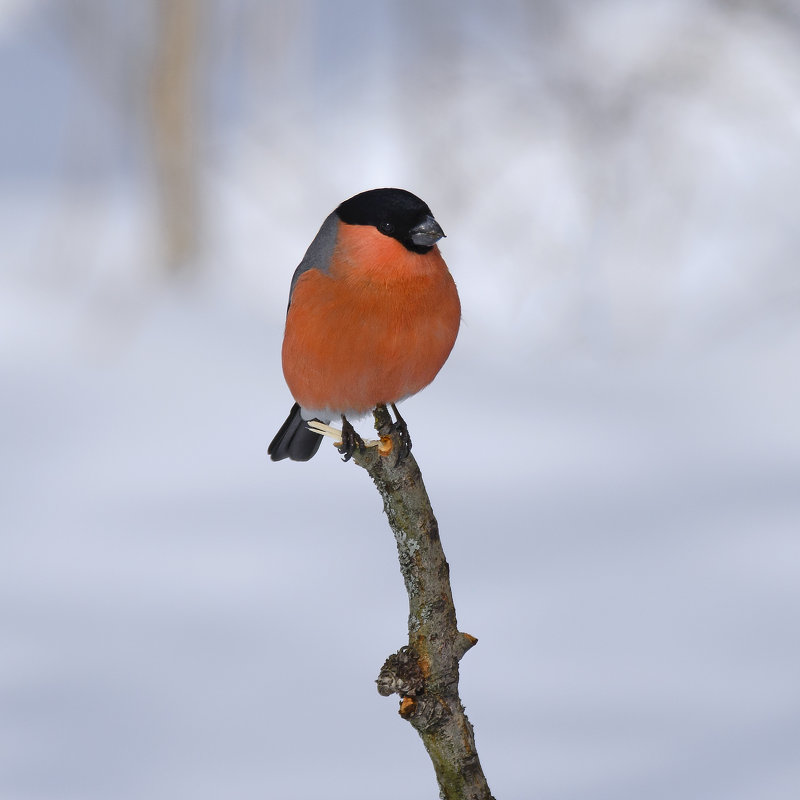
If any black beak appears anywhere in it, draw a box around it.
[409,215,445,247]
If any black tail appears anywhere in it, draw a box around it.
[268,403,324,462]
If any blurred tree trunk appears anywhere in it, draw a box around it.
[150,0,202,274]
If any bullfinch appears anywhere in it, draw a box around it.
[268,188,460,462]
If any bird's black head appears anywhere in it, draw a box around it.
[335,188,445,254]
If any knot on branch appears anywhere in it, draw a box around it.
[376,645,424,698]
[400,695,449,732]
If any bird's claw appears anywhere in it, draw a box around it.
[389,403,412,464]
[338,416,365,462]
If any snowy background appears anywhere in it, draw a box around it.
[2,1,800,798]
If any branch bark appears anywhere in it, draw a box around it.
[352,405,495,800]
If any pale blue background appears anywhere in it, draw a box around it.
[2,2,799,798]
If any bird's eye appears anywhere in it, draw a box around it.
[379,221,394,235]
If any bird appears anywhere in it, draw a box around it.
[268,188,461,463]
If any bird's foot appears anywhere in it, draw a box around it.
[306,420,381,454]
[388,403,412,464]
[338,415,365,462]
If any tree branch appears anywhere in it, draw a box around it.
[351,405,495,800]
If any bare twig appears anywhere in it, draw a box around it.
[351,405,495,800]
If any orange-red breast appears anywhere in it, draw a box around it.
[268,188,460,461]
